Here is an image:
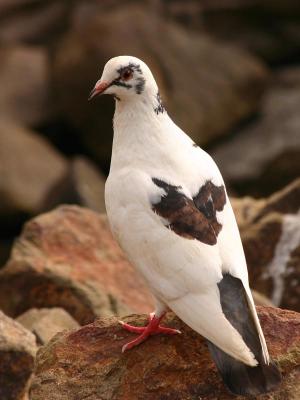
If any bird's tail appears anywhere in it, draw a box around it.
[207,274,281,396]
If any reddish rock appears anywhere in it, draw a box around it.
[0,310,37,400]
[0,206,153,324]
[30,307,300,400]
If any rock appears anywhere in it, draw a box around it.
[0,206,153,324]
[17,307,79,345]
[0,46,52,126]
[232,178,300,228]
[251,290,274,307]
[0,1,71,45]
[244,212,300,311]
[0,238,13,268]
[230,180,300,311]
[0,310,37,400]
[0,120,68,229]
[52,2,268,165]
[211,74,300,197]
[30,307,300,400]
[45,156,106,213]
[231,196,264,228]
[162,0,300,64]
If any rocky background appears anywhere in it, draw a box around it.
[0,0,299,399]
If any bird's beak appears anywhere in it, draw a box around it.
[88,80,110,100]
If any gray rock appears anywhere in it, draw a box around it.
[0,1,71,45]
[0,310,37,400]
[211,76,300,196]
[0,46,52,126]
[45,156,106,213]
[162,0,300,64]
[0,120,68,225]
[17,308,79,345]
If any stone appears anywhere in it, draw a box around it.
[251,290,274,307]
[0,310,37,400]
[0,46,52,126]
[231,178,300,228]
[162,0,300,64]
[211,76,300,197]
[0,206,153,324]
[45,156,106,213]
[52,2,268,165]
[0,238,13,268]
[230,180,300,311]
[0,1,71,45]
[17,308,79,345]
[0,120,68,228]
[243,212,300,311]
[30,307,300,400]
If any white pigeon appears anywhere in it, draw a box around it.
[89,55,281,396]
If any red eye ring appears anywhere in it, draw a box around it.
[121,68,133,81]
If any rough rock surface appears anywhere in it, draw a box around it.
[0,121,68,228]
[30,307,300,400]
[232,179,300,311]
[0,206,153,324]
[17,307,79,345]
[52,3,268,165]
[0,46,51,126]
[0,310,37,400]
[45,156,106,213]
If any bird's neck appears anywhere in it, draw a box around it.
[111,91,170,169]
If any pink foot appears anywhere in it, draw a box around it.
[119,312,181,352]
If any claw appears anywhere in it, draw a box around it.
[119,312,181,352]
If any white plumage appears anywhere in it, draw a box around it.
[90,55,280,396]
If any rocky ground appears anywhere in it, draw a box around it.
[0,0,299,399]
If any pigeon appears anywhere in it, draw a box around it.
[89,56,281,396]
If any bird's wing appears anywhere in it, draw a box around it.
[150,176,258,366]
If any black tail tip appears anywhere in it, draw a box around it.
[207,341,282,396]
[223,360,282,397]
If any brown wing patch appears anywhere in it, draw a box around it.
[193,181,226,237]
[152,178,226,245]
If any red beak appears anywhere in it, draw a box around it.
[88,81,110,100]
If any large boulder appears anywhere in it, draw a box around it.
[30,307,300,400]
[0,206,153,324]
[161,0,300,64]
[0,1,72,45]
[0,46,52,126]
[211,68,300,197]
[0,310,37,400]
[0,120,68,229]
[52,2,268,166]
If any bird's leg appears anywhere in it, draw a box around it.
[119,304,181,352]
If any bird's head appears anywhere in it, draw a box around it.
[89,56,158,102]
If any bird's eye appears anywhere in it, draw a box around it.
[121,68,133,81]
